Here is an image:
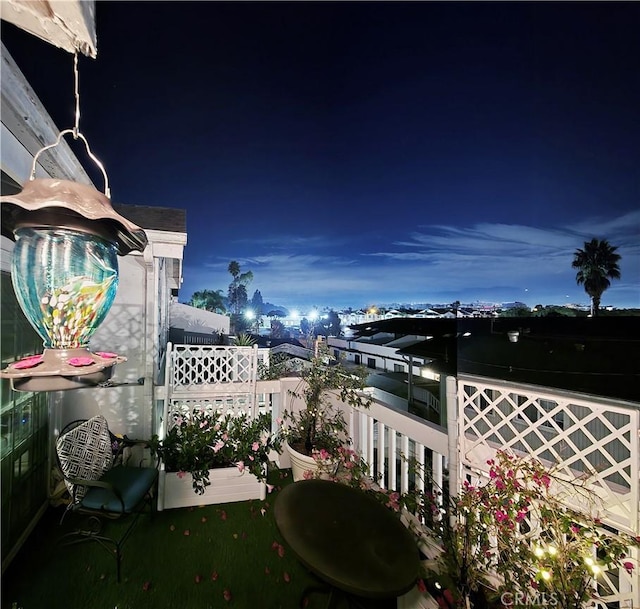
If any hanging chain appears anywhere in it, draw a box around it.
[29,49,111,198]
[73,51,80,138]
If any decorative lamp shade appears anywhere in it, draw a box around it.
[0,179,148,391]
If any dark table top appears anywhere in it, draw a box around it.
[274,479,420,599]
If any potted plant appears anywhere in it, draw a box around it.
[405,450,639,609]
[154,407,281,509]
[278,344,372,481]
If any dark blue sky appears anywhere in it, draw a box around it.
[3,2,639,310]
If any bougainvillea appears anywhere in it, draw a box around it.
[420,450,638,609]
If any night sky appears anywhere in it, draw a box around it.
[2,2,639,311]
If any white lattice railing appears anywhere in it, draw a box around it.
[160,343,269,440]
[170,344,260,392]
[459,374,639,609]
[459,374,639,532]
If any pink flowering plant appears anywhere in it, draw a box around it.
[304,445,408,518]
[417,450,639,609]
[304,445,370,483]
[156,407,281,495]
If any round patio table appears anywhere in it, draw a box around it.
[274,479,419,607]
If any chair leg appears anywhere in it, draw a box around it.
[58,485,157,583]
[59,514,136,583]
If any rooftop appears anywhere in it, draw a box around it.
[113,203,187,233]
[354,317,640,404]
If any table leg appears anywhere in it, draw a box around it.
[300,583,348,609]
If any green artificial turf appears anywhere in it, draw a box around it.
[1,469,334,609]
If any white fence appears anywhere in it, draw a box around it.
[459,374,639,609]
[160,344,639,609]
[170,344,260,391]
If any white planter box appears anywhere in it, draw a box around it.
[158,465,266,510]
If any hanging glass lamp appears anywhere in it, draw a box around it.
[1,50,148,391]
[1,178,147,391]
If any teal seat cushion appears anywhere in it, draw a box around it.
[80,466,158,513]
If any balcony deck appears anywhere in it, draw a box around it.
[4,341,637,609]
[1,468,412,609]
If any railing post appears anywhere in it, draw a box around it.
[389,427,397,490]
[432,451,443,507]
[377,421,386,488]
[401,435,410,494]
[271,385,282,467]
[446,374,459,506]
[251,344,258,418]
[366,415,375,478]
[354,409,367,465]
[416,442,425,495]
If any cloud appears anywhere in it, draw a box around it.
[567,209,640,241]
[230,235,347,250]
[181,214,639,309]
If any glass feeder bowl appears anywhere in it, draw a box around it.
[0,179,147,391]
[12,226,119,350]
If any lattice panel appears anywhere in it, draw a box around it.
[459,375,639,535]
[166,396,256,433]
[171,345,257,389]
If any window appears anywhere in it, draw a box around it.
[1,270,50,564]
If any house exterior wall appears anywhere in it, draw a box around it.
[51,252,150,436]
[170,301,231,336]
[329,337,416,374]
[52,240,186,440]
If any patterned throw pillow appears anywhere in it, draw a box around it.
[56,415,114,503]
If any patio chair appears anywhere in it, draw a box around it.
[55,414,159,582]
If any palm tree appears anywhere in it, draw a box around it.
[188,289,226,314]
[572,238,621,316]
[227,260,253,316]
